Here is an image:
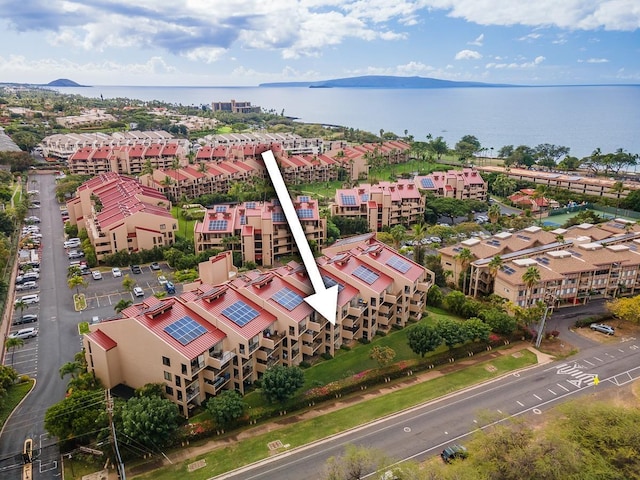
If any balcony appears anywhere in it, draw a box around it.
[186,385,201,404]
[347,305,364,318]
[242,365,253,379]
[204,372,231,394]
[209,350,235,370]
[260,330,284,350]
[378,304,390,314]
[307,320,322,333]
[417,281,430,292]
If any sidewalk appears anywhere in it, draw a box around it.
[156,343,553,470]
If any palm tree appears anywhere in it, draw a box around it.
[531,185,548,225]
[222,235,241,255]
[487,255,504,292]
[121,274,135,293]
[487,204,501,224]
[454,247,474,294]
[555,233,565,244]
[5,337,24,366]
[522,266,541,307]
[59,361,83,380]
[411,223,429,265]
[68,274,86,296]
[14,298,28,322]
[389,225,407,250]
[114,299,133,314]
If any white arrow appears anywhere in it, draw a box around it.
[261,150,338,325]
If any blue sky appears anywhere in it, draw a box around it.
[0,0,637,86]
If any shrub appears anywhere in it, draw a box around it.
[299,361,311,369]
[321,352,333,360]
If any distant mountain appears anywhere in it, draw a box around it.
[259,75,515,89]
[45,78,87,87]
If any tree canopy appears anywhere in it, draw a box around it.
[206,390,247,428]
[262,365,305,404]
[120,395,180,449]
[407,324,442,357]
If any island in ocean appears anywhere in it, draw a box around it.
[259,75,515,89]
[45,78,87,87]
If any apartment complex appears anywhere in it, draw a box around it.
[439,219,640,306]
[55,108,116,128]
[41,130,183,160]
[67,143,187,176]
[199,132,347,156]
[83,238,433,417]
[332,180,425,230]
[66,173,177,260]
[477,165,640,199]
[194,196,326,266]
[211,100,260,114]
[331,169,487,230]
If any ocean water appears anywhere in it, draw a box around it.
[52,85,640,159]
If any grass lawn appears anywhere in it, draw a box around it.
[0,380,34,426]
[78,321,90,335]
[73,293,87,311]
[172,206,198,240]
[135,350,536,480]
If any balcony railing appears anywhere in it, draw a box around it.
[209,350,235,370]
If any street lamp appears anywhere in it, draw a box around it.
[535,292,556,348]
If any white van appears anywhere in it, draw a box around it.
[15,294,40,305]
[9,327,38,339]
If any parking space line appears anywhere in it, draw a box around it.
[548,389,557,395]
[557,383,570,391]
[593,356,603,362]
[533,394,542,400]
[516,400,524,407]
[583,359,595,366]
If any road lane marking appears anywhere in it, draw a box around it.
[557,383,570,391]
[516,400,524,407]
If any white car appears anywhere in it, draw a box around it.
[133,286,144,297]
[157,275,168,285]
[112,267,122,278]
[16,281,38,291]
[92,270,103,280]
[9,327,38,340]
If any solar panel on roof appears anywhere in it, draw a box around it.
[420,178,435,189]
[341,194,356,205]
[360,194,369,202]
[164,316,207,346]
[273,199,280,206]
[299,196,310,203]
[272,212,286,222]
[567,249,582,257]
[352,265,380,284]
[297,209,314,219]
[322,275,345,292]
[240,215,246,225]
[221,301,259,327]
[245,202,256,209]
[208,220,228,231]
[386,256,411,273]
[216,206,227,213]
[502,266,516,275]
[272,287,304,311]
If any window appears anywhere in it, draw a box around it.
[164,371,172,381]
[160,224,166,230]
[165,386,174,396]
[177,391,183,401]
[175,376,181,387]
[162,356,170,366]
[182,364,188,375]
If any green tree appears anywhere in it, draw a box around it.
[443,290,467,316]
[611,181,627,216]
[487,203,501,224]
[206,390,247,428]
[5,337,24,366]
[522,266,541,307]
[121,395,180,449]
[487,255,504,292]
[406,324,442,358]
[428,136,449,160]
[59,361,83,381]
[369,345,396,367]
[462,318,492,342]
[325,444,388,480]
[454,247,474,295]
[13,298,28,322]
[479,308,517,335]
[455,134,481,163]
[435,318,466,348]
[122,274,136,293]
[114,299,133,313]
[262,365,305,404]
[44,389,107,442]
[534,143,570,170]
[67,274,87,296]
[426,284,444,307]
[389,224,406,250]
[491,173,517,197]
[428,196,470,225]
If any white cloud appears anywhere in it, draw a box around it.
[518,32,542,41]
[485,55,545,69]
[425,0,640,31]
[586,57,609,63]
[468,33,484,46]
[455,49,482,60]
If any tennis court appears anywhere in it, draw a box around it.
[542,209,631,227]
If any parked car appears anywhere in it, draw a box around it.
[157,275,168,285]
[133,286,144,297]
[112,267,122,278]
[13,314,38,325]
[150,262,161,271]
[92,270,103,280]
[15,294,39,305]
[590,323,615,335]
[441,444,468,463]
[16,281,38,291]
[130,264,142,274]
[68,251,84,259]
[80,265,91,275]
[9,327,38,339]
[165,281,176,294]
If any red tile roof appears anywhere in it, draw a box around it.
[86,329,117,351]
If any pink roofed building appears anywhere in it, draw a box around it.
[194,196,325,266]
[83,237,433,416]
[414,168,487,200]
[66,173,177,260]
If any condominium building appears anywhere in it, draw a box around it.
[194,197,326,266]
[332,180,425,230]
[66,173,177,260]
[331,169,488,230]
[477,165,640,199]
[439,219,640,305]
[199,132,347,156]
[83,238,433,417]
[211,100,261,114]
[414,168,487,200]
[67,143,187,176]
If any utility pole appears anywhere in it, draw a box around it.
[535,293,556,348]
[106,389,126,479]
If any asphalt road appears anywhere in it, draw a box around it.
[216,336,639,480]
